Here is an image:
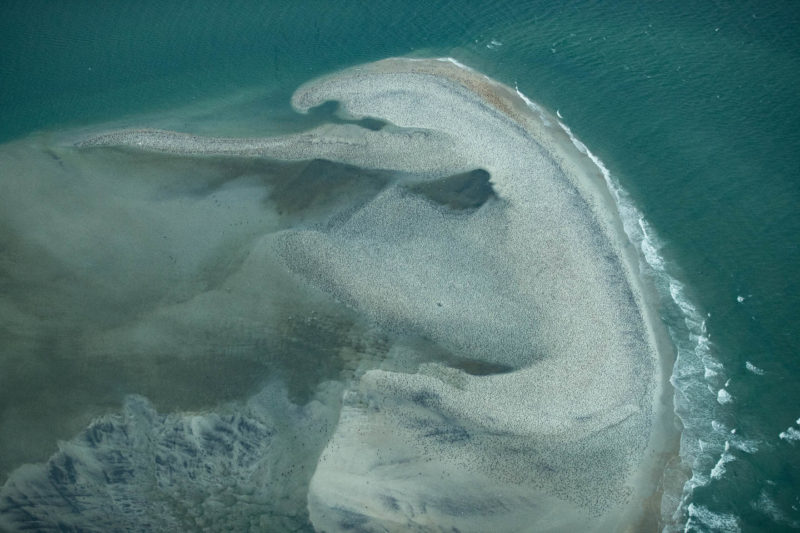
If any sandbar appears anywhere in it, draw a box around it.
[1,58,676,532]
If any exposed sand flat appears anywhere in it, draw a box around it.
[1,58,671,531]
[283,58,662,531]
[75,124,466,175]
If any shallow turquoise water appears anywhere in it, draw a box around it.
[1,1,799,530]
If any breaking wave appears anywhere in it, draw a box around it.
[532,104,737,530]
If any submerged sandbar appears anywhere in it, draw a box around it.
[1,58,674,531]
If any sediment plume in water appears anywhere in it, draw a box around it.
[0,58,671,531]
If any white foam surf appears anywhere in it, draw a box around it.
[509,91,735,530]
[745,361,765,375]
[515,84,553,127]
[779,423,800,443]
[558,116,743,531]
[710,441,735,480]
[751,490,800,528]
[685,503,741,532]
[717,388,734,405]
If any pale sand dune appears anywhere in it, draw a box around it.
[1,58,672,531]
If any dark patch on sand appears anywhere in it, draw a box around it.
[268,159,391,220]
[268,312,375,404]
[450,358,514,376]
[399,335,516,376]
[407,168,496,210]
[87,150,394,230]
[334,507,371,531]
[305,100,388,131]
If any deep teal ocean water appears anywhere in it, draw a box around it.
[1,1,799,531]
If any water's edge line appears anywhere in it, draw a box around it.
[552,117,733,531]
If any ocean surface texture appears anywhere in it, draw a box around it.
[1,2,799,532]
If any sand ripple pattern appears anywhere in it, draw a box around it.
[2,58,662,532]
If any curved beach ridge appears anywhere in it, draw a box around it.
[73,58,663,530]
